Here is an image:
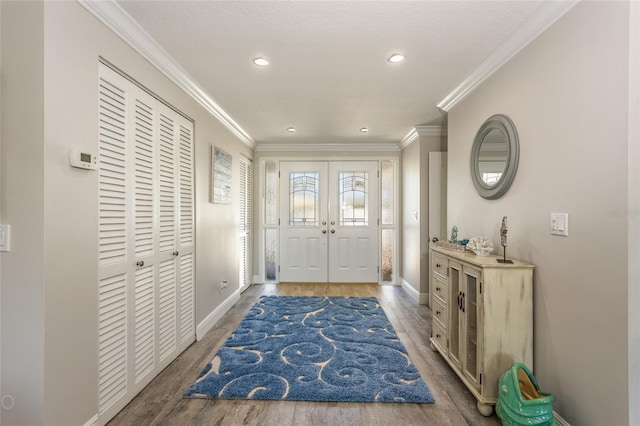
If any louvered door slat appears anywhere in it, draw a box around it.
[179,253,194,344]
[98,273,127,414]
[134,98,155,258]
[158,259,176,361]
[134,266,155,383]
[99,77,127,266]
[178,124,193,246]
[158,113,175,253]
[239,157,252,289]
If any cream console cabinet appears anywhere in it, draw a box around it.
[430,246,534,416]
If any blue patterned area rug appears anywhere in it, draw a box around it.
[184,296,434,403]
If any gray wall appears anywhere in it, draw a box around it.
[1,2,252,424]
[446,2,631,424]
[1,2,45,424]
[629,5,640,425]
[401,141,420,294]
[400,134,444,300]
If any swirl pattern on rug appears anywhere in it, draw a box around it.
[184,296,434,403]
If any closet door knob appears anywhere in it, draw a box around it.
[322,230,327,234]
[136,260,145,267]
[173,251,179,256]
[330,229,335,234]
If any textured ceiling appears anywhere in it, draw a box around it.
[117,1,544,146]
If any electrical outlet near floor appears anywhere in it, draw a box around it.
[219,280,228,293]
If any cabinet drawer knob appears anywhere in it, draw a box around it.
[436,286,440,291]
[436,263,441,268]
[436,310,441,316]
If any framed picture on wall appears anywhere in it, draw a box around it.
[210,145,232,204]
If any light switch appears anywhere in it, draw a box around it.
[550,213,568,237]
[0,225,11,251]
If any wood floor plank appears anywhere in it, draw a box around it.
[107,283,500,426]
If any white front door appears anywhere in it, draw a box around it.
[279,161,379,283]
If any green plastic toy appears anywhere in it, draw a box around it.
[496,363,557,426]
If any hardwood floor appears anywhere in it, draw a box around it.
[107,284,502,426]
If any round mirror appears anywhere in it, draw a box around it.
[470,114,519,199]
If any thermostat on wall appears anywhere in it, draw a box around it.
[69,149,97,170]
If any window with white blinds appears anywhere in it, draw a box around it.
[97,62,195,426]
[239,156,253,291]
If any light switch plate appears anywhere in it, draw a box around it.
[550,213,568,236]
[0,225,11,251]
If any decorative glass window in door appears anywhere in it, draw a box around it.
[339,172,368,226]
[289,172,320,226]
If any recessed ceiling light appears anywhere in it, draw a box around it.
[286,127,296,133]
[360,127,369,133]
[387,53,405,63]
[253,57,269,66]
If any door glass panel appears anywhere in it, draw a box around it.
[289,172,319,226]
[465,273,478,379]
[381,229,394,282]
[449,266,460,361]
[339,172,368,226]
[265,160,278,225]
[381,160,394,225]
[265,228,277,281]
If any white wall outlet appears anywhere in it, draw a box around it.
[550,213,569,236]
[0,225,11,252]
[219,280,228,293]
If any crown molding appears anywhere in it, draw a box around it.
[436,0,579,112]
[399,125,446,150]
[415,125,446,137]
[399,128,419,150]
[255,142,400,153]
[78,0,256,149]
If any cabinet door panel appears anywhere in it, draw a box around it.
[463,266,481,389]
[448,262,462,369]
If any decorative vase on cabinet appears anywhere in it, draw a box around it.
[430,246,534,416]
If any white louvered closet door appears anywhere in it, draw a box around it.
[97,63,195,426]
[239,156,252,292]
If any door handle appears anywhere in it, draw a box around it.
[136,260,145,267]
[173,251,179,256]
[322,229,327,234]
[461,292,465,313]
[432,237,439,243]
[330,229,335,234]
[330,221,335,225]
[322,221,327,225]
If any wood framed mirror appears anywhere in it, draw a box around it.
[470,114,519,200]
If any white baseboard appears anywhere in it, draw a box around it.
[83,414,98,426]
[400,278,429,305]
[400,278,418,302]
[196,288,241,341]
[554,411,571,426]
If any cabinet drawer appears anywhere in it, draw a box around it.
[432,297,448,329]
[432,275,448,304]
[432,253,448,278]
[432,320,447,351]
